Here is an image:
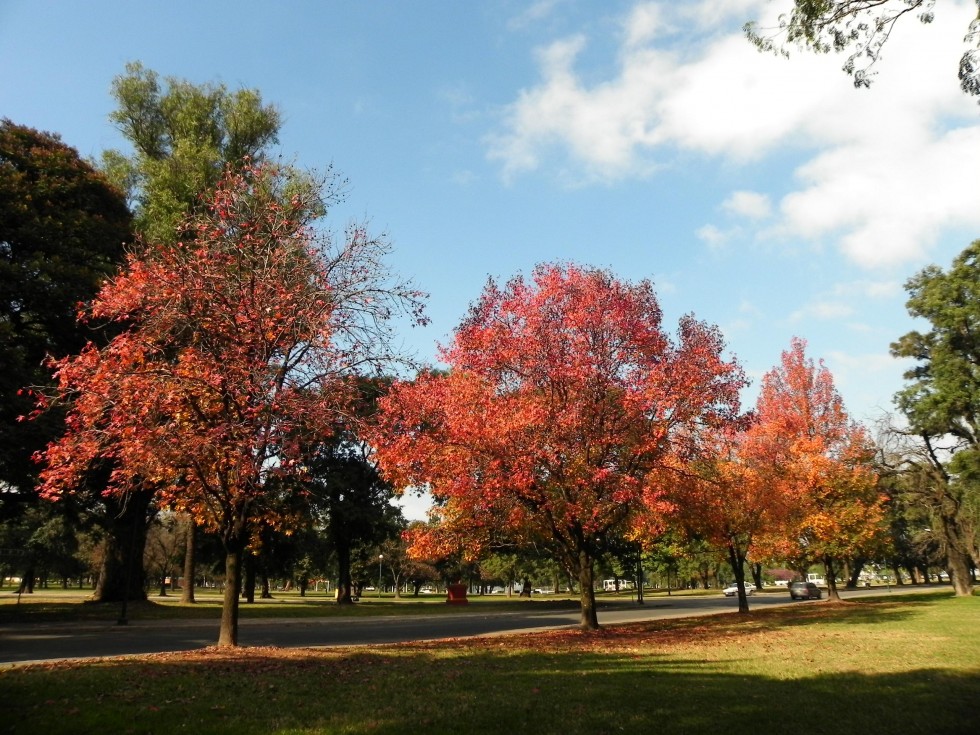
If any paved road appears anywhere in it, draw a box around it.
[0,585,938,666]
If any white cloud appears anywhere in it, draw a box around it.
[622,3,668,48]
[696,223,728,249]
[489,0,980,269]
[723,190,772,220]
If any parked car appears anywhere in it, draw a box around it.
[789,581,822,600]
[723,584,754,597]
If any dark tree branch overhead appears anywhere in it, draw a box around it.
[745,0,980,100]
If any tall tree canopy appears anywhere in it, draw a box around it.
[745,0,980,98]
[372,263,746,630]
[37,162,426,645]
[100,61,282,244]
[87,62,287,604]
[890,239,980,594]
[750,338,882,599]
[0,119,132,495]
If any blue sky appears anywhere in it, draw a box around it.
[3,2,979,473]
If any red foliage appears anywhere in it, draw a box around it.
[37,162,426,544]
[371,263,746,626]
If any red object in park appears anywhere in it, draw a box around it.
[446,583,469,605]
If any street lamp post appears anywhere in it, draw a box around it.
[378,554,384,599]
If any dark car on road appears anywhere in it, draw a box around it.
[789,581,822,600]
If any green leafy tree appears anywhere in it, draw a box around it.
[304,382,404,605]
[890,240,980,594]
[745,1,980,98]
[0,119,132,597]
[0,119,133,496]
[101,61,282,244]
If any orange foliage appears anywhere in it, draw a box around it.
[746,338,883,565]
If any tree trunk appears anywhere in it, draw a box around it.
[940,505,976,595]
[16,564,35,594]
[635,554,644,605]
[576,551,599,630]
[751,562,763,591]
[335,542,355,604]
[824,556,842,601]
[218,545,243,647]
[947,546,975,596]
[93,489,153,603]
[242,551,256,603]
[727,543,750,614]
[180,522,196,604]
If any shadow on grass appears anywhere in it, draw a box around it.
[1,643,976,735]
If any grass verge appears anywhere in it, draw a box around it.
[0,593,977,734]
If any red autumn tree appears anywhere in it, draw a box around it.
[749,338,883,601]
[37,162,426,645]
[371,263,746,629]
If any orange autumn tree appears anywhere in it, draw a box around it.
[750,338,883,601]
[665,421,792,614]
[371,264,746,630]
[36,162,426,646]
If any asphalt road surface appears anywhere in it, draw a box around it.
[0,585,939,666]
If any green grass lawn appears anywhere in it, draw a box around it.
[0,592,977,735]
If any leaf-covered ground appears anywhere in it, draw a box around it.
[2,594,977,735]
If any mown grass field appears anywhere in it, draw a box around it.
[0,591,977,735]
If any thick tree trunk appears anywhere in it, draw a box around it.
[846,559,865,589]
[576,551,599,630]
[180,523,195,604]
[940,506,976,596]
[519,576,532,597]
[93,489,153,603]
[218,545,243,647]
[947,547,975,596]
[335,541,355,604]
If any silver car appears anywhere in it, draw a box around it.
[789,581,822,600]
